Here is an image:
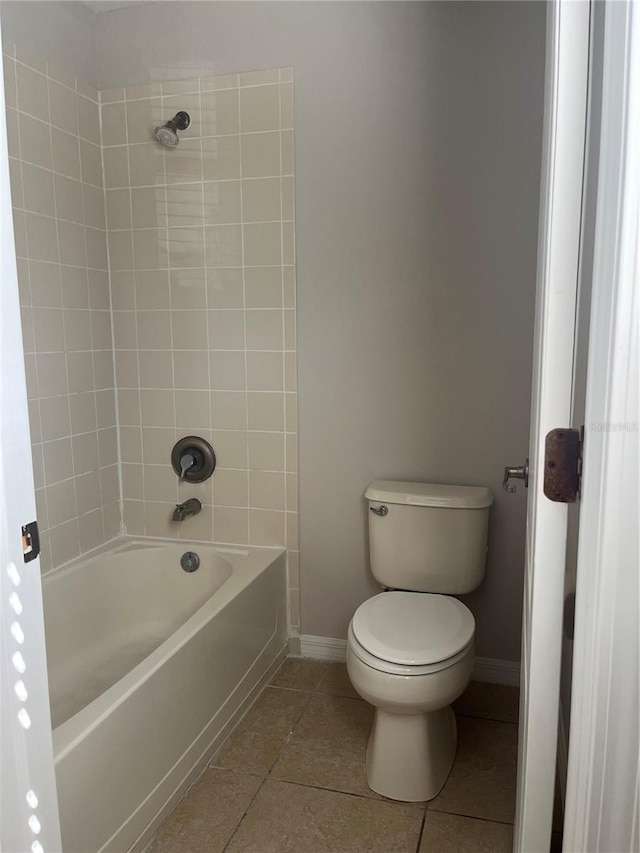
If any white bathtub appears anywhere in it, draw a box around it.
[42,538,287,853]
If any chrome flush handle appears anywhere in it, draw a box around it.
[370,505,389,516]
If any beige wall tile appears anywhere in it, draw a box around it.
[43,437,74,484]
[36,351,68,396]
[78,95,100,145]
[171,268,206,308]
[239,69,279,87]
[49,519,80,567]
[213,468,248,507]
[204,223,242,267]
[201,73,240,92]
[213,506,248,543]
[25,213,59,262]
[135,269,170,309]
[39,395,71,442]
[102,101,127,146]
[202,135,240,181]
[80,139,103,186]
[137,310,172,349]
[280,82,293,129]
[246,309,284,351]
[60,265,88,308]
[129,142,165,186]
[168,226,204,268]
[110,270,135,308]
[211,390,247,430]
[247,350,283,391]
[240,131,280,178]
[247,392,285,432]
[141,389,175,428]
[208,308,244,350]
[175,389,210,428]
[173,350,208,389]
[240,84,280,133]
[16,63,49,120]
[248,431,284,471]
[103,145,129,188]
[281,130,294,175]
[242,177,281,222]
[249,470,285,510]
[125,97,162,144]
[206,267,243,308]
[58,220,86,266]
[210,350,245,390]
[83,183,106,229]
[211,430,247,469]
[245,266,282,308]
[138,350,172,388]
[141,427,176,465]
[132,227,169,269]
[203,180,240,225]
[106,188,132,230]
[201,89,240,136]
[55,175,84,225]
[69,392,97,434]
[165,182,202,228]
[243,222,281,266]
[22,163,55,217]
[172,309,208,349]
[64,308,92,351]
[165,138,202,184]
[249,508,285,546]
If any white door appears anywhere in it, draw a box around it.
[512,2,591,851]
[0,18,62,853]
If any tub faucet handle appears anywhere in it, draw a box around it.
[179,453,195,480]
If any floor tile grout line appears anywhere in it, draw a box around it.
[242,774,428,810]
[428,804,516,826]
[415,808,428,853]
[264,687,316,775]
[220,774,269,853]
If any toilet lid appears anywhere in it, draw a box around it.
[351,592,475,666]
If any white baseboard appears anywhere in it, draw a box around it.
[299,634,347,661]
[297,634,521,686]
[298,634,520,687]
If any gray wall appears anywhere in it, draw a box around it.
[0,1,97,83]
[6,1,547,661]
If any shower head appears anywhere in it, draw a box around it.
[153,111,191,148]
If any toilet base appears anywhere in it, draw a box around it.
[365,705,457,802]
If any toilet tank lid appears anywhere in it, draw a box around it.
[365,480,493,509]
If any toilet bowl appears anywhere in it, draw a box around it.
[347,590,475,801]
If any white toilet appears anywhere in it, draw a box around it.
[346,480,493,803]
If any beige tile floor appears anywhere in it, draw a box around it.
[148,658,524,853]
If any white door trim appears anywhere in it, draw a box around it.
[563,2,640,850]
[514,1,591,850]
[0,19,62,853]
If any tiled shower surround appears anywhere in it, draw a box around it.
[4,51,299,630]
[4,45,120,569]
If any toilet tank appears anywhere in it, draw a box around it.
[366,481,493,595]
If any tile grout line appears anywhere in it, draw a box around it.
[415,807,428,853]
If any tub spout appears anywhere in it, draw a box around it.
[173,498,202,522]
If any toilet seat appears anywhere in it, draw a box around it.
[348,623,472,676]
[350,591,475,668]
